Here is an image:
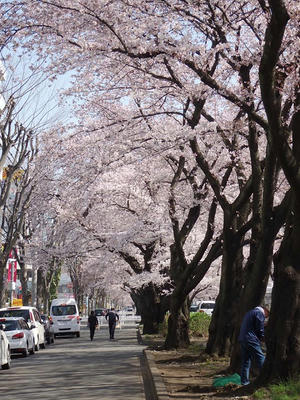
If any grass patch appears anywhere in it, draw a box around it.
[253,376,300,400]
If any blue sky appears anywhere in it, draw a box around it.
[1,49,75,132]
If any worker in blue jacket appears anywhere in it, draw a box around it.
[238,306,269,385]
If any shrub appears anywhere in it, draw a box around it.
[189,312,211,337]
[158,311,211,337]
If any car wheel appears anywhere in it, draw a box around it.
[23,345,29,357]
[1,349,11,369]
[35,341,40,351]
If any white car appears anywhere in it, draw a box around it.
[0,324,11,369]
[198,301,216,316]
[0,306,46,351]
[190,304,200,312]
[0,317,35,357]
[124,306,135,316]
[50,298,80,337]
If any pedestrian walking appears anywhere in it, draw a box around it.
[238,306,269,385]
[88,310,99,341]
[105,307,119,340]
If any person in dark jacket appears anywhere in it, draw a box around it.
[88,310,99,341]
[105,307,119,340]
[238,306,269,385]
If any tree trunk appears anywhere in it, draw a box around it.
[42,285,49,313]
[19,261,30,306]
[131,283,169,334]
[165,296,190,349]
[77,294,84,314]
[36,269,44,311]
[0,261,8,307]
[206,213,245,356]
[205,253,243,356]
[49,265,61,307]
[69,262,84,306]
[163,241,191,349]
[0,244,16,307]
[257,0,299,381]
[259,196,300,381]
[229,148,283,371]
[17,242,30,306]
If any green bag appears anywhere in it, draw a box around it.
[213,373,241,387]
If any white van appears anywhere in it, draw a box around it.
[50,298,80,337]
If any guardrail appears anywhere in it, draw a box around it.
[97,314,141,329]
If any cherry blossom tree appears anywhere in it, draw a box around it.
[50,129,174,333]
[257,0,300,382]
[0,99,36,306]
[1,0,299,381]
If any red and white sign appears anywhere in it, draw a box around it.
[7,260,17,282]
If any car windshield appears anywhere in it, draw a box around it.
[95,309,105,316]
[0,320,19,331]
[190,305,198,311]
[200,303,215,309]
[52,305,76,316]
[0,309,30,322]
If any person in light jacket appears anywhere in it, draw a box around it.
[238,306,269,385]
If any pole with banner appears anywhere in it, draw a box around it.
[7,257,18,306]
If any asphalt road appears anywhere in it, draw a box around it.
[1,325,147,400]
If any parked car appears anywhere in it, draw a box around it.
[0,317,35,357]
[124,306,135,316]
[0,306,46,351]
[189,304,199,312]
[198,301,215,316]
[95,308,107,325]
[40,314,55,345]
[95,308,107,317]
[0,323,11,369]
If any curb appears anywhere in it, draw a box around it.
[143,349,170,400]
